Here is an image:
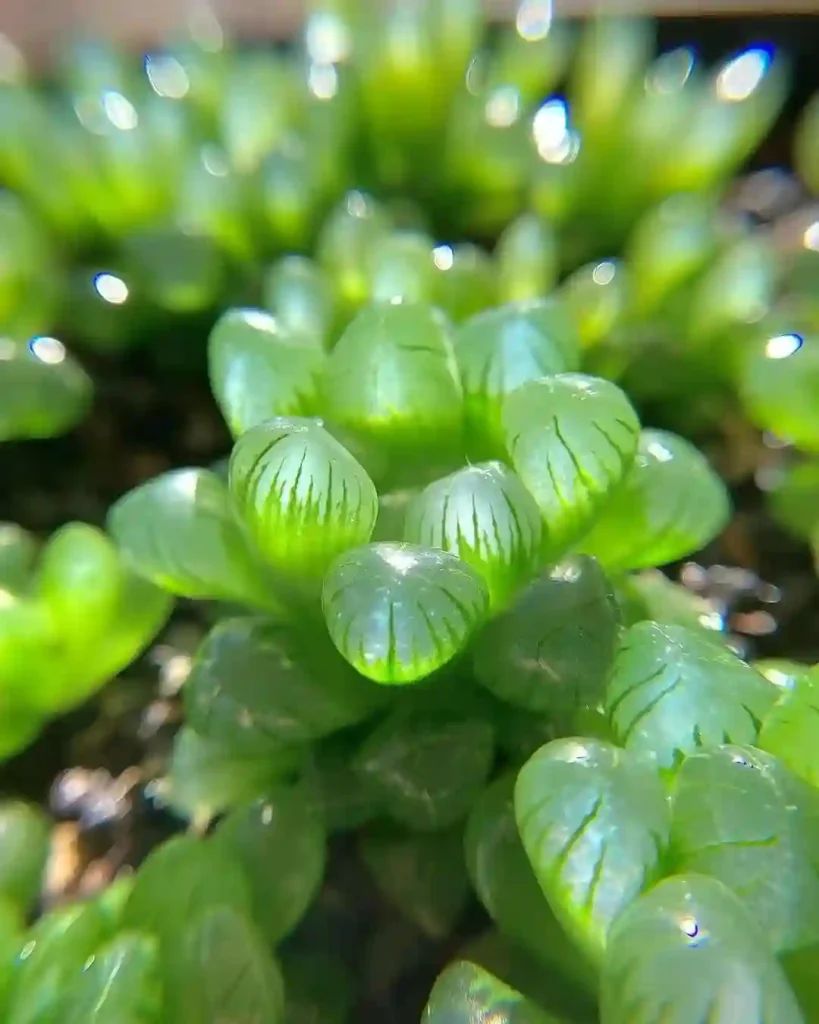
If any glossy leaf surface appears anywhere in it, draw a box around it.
[229,416,378,585]
[322,542,489,684]
[559,259,629,351]
[354,709,494,831]
[515,737,670,965]
[59,931,161,1024]
[600,874,805,1024]
[502,374,639,556]
[578,429,730,573]
[473,557,620,723]
[495,213,558,303]
[261,255,335,349]
[107,467,280,612]
[403,462,542,608]
[670,744,819,955]
[606,622,778,767]
[214,788,326,945]
[208,307,325,438]
[759,669,819,786]
[423,961,562,1024]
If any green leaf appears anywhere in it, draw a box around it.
[261,255,335,350]
[213,788,326,945]
[769,460,819,540]
[359,825,471,939]
[578,429,730,573]
[281,951,354,1024]
[0,337,92,443]
[473,557,620,725]
[754,659,811,692]
[177,906,284,1024]
[367,231,436,304]
[423,960,564,1024]
[302,732,380,834]
[0,524,38,593]
[107,467,281,613]
[322,542,490,684]
[208,307,326,438]
[600,874,804,1024]
[354,708,494,831]
[0,802,50,916]
[403,461,543,609]
[495,213,558,304]
[321,300,463,457]
[615,570,727,641]
[465,773,596,991]
[316,190,392,316]
[228,416,378,586]
[670,744,819,955]
[184,616,384,752]
[59,931,162,1024]
[514,737,670,966]
[502,373,639,556]
[165,727,305,823]
[558,259,629,351]
[605,622,778,768]
[455,300,578,457]
[758,669,819,787]
[432,242,496,324]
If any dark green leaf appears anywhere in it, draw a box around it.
[0,524,38,593]
[0,802,50,916]
[423,960,564,1024]
[606,622,778,767]
[473,557,620,725]
[281,951,354,1024]
[600,874,804,1024]
[322,543,490,684]
[515,737,670,965]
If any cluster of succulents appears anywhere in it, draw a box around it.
[4,1,819,1021]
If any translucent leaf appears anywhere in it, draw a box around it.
[670,744,819,955]
[316,190,392,316]
[502,374,639,556]
[322,542,490,684]
[432,242,496,324]
[423,960,564,1024]
[495,213,558,304]
[208,307,326,438]
[758,669,819,787]
[755,659,810,692]
[177,906,284,1024]
[228,416,378,586]
[213,787,326,945]
[0,337,92,443]
[366,231,436,304]
[0,801,50,916]
[739,328,819,452]
[600,874,804,1024]
[558,259,629,351]
[354,708,494,831]
[0,524,38,593]
[165,727,305,823]
[403,462,543,609]
[59,931,162,1024]
[107,467,281,613]
[578,429,730,573]
[473,557,620,725]
[465,773,596,991]
[455,300,579,456]
[514,737,670,965]
[605,622,778,768]
[261,255,335,349]
[795,91,819,194]
[359,825,471,939]
[184,616,384,752]
[321,300,463,457]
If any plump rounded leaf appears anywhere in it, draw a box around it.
[59,931,161,1024]
[759,669,819,786]
[739,327,819,451]
[0,801,50,916]
[0,524,38,593]
[261,255,335,349]
[108,467,280,612]
[559,259,629,351]
[514,737,670,965]
[303,733,380,834]
[616,569,727,642]
[495,213,558,303]
[600,874,805,1024]
[354,709,494,831]
[229,416,378,585]
[184,616,385,752]
[473,557,620,724]
[359,826,471,939]
[670,744,819,955]
[606,622,779,767]
[177,906,284,1024]
[316,191,392,315]
[321,300,463,456]
[455,300,578,456]
[502,374,640,556]
[769,460,819,540]
[213,788,326,945]
[466,773,595,990]
[423,961,562,1024]
[403,462,543,608]
[432,242,496,323]
[208,307,325,437]
[0,337,92,442]
[322,542,490,684]
[578,429,730,572]
[367,231,436,304]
